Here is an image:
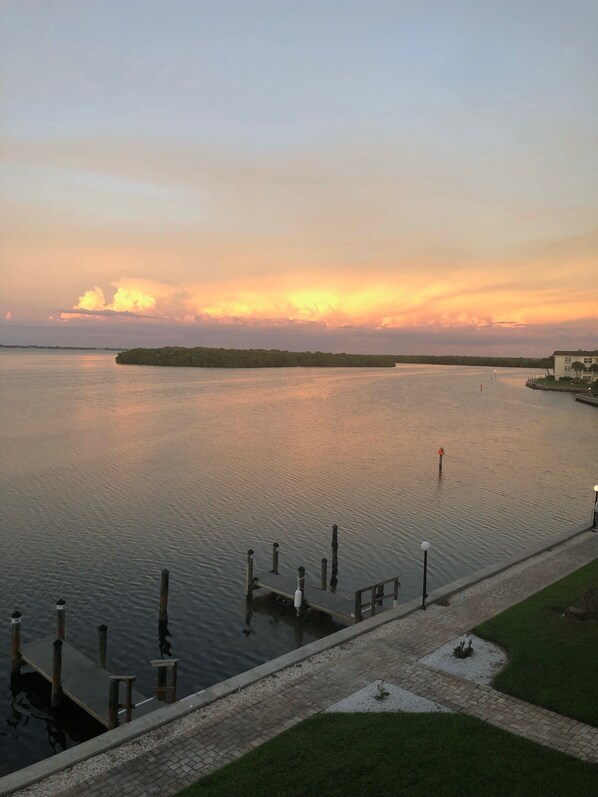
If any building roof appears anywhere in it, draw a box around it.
[552,350,598,356]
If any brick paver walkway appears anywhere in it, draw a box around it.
[16,532,598,796]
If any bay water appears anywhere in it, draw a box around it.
[1,350,596,774]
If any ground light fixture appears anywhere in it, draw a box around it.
[593,485,598,530]
[421,541,431,610]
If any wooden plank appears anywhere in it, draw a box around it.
[254,573,356,624]
[21,636,157,727]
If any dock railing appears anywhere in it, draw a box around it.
[353,577,400,622]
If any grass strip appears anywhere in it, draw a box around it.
[176,713,597,797]
[475,558,598,726]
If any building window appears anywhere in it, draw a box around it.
[584,357,592,363]
[564,365,571,372]
[565,357,571,363]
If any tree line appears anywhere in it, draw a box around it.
[116,347,397,368]
[392,354,549,369]
[115,347,554,370]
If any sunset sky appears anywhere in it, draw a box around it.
[1,1,597,355]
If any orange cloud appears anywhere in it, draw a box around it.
[61,265,598,333]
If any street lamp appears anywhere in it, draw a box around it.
[593,486,598,531]
[421,541,431,610]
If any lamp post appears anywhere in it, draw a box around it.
[593,486,598,531]
[421,541,431,610]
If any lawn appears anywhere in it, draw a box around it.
[475,558,598,726]
[175,713,597,797]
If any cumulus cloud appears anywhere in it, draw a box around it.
[60,264,598,342]
[62,281,163,320]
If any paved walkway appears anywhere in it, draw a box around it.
[14,531,598,796]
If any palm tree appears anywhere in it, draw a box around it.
[571,361,586,380]
[589,362,598,378]
[541,357,553,377]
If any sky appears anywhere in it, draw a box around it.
[1,0,597,355]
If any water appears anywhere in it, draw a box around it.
[1,350,596,774]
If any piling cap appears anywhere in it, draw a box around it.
[11,610,21,620]
[56,598,66,607]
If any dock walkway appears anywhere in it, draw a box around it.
[253,572,356,624]
[20,637,158,728]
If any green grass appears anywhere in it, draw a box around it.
[176,713,597,797]
[476,558,598,726]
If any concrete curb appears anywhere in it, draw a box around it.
[1,521,593,796]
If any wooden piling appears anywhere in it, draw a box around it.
[159,569,169,624]
[330,524,339,592]
[246,549,255,600]
[108,678,120,729]
[98,624,107,669]
[124,676,136,723]
[298,565,305,596]
[56,598,66,641]
[320,558,327,591]
[354,591,363,623]
[11,611,22,673]
[270,542,279,574]
[392,577,399,608]
[438,447,444,473]
[171,660,178,703]
[375,583,384,608]
[296,566,306,617]
[51,639,63,708]
[151,659,180,704]
[157,666,167,701]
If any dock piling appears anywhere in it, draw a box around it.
[11,611,22,673]
[124,676,135,723]
[271,542,279,574]
[392,577,400,608]
[56,598,66,641]
[151,659,179,703]
[330,524,339,592]
[159,569,169,625]
[296,566,306,616]
[98,624,107,669]
[246,549,255,600]
[108,678,120,729]
[51,639,63,708]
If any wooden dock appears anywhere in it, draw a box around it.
[247,536,400,627]
[253,572,357,625]
[20,636,158,727]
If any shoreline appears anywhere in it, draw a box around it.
[2,520,593,797]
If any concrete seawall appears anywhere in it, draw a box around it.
[575,393,598,407]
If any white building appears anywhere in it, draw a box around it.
[552,350,598,381]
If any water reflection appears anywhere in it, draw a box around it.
[2,352,597,774]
